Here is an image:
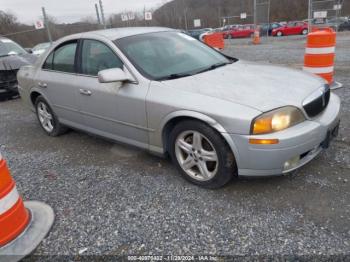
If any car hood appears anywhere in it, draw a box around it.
[0,53,37,71]
[161,60,325,112]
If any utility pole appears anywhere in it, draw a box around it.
[182,0,188,31]
[253,0,257,29]
[42,7,52,43]
[308,0,312,33]
[267,0,270,38]
[99,0,106,29]
[95,3,101,25]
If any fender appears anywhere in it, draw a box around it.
[28,87,51,112]
[157,110,241,165]
[160,110,228,134]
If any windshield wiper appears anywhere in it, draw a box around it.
[195,62,231,75]
[156,73,193,81]
[156,61,232,81]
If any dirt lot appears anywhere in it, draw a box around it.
[0,33,349,259]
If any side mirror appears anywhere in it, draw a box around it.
[25,48,33,54]
[98,67,134,84]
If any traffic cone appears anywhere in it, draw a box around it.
[253,27,261,45]
[0,152,54,262]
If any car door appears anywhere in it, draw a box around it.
[35,40,83,125]
[241,26,249,37]
[291,22,301,35]
[237,26,244,37]
[297,22,307,34]
[75,39,150,147]
[283,23,292,35]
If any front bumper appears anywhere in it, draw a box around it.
[0,70,19,98]
[0,85,19,99]
[229,93,341,177]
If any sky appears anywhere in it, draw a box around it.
[0,0,169,24]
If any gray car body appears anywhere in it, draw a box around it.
[17,27,341,176]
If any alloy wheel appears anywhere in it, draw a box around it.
[175,130,219,181]
[37,102,54,133]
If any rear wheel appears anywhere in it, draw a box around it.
[169,120,237,189]
[35,96,67,136]
[302,29,308,35]
[228,34,233,39]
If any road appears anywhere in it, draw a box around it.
[0,33,349,259]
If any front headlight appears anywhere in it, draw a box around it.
[251,106,305,135]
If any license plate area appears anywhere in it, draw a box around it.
[321,121,340,149]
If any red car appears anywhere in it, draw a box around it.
[223,25,255,39]
[272,21,308,36]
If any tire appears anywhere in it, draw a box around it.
[228,34,233,39]
[276,31,283,37]
[169,120,237,189]
[35,96,67,136]
[302,29,308,35]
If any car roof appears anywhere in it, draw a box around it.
[80,27,175,40]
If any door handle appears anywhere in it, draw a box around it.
[79,89,92,96]
[38,82,47,88]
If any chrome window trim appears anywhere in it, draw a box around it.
[40,38,139,85]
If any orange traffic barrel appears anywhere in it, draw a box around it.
[303,28,336,85]
[0,152,54,262]
[252,28,260,45]
[0,156,30,246]
[203,32,225,50]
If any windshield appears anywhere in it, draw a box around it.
[271,23,281,28]
[115,31,234,81]
[0,38,27,57]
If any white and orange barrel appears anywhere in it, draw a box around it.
[0,152,54,261]
[253,27,260,45]
[203,32,225,50]
[303,28,336,84]
[0,153,30,246]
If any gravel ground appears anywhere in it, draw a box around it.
[0,33,349,259]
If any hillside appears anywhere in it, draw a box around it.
[153,0,350,29]
[2,0,349,47]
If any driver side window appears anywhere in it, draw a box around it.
[81,39,123,76]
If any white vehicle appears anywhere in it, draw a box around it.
[32,42,52,56]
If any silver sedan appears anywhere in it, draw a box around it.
[17,27,341,188]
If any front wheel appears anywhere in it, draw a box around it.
[169,120,237,189]
[35,96,68,136]
[276,31,283,37]
[302,29,308,35]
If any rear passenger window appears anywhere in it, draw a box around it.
[43,41,77,73]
